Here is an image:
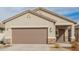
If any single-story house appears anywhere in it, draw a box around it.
[0,7,78,44]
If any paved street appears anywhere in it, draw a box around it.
[0,44,71,51]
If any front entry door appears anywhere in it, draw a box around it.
[57,29,65,43]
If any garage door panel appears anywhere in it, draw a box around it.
[12,28,48,44]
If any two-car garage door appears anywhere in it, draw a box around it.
[12,28,48,44]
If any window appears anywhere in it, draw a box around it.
[27,14,31,19]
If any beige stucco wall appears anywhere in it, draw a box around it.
[5,13,56,40]
[35,10,75,25]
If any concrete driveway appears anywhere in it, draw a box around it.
[0,44,71,51]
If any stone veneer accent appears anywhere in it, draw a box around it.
[48,37,56,44]
[70,37,76,43]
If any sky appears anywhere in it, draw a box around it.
[0,7,79,23]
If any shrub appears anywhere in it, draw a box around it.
[54,43,60,48]
[0,41,6,45]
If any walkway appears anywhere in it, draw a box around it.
[0,44,71,51]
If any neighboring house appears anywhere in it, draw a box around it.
[75,24,79,41]
[0,23,4,33]
[0,7,77,44]
[0,23,5,41]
